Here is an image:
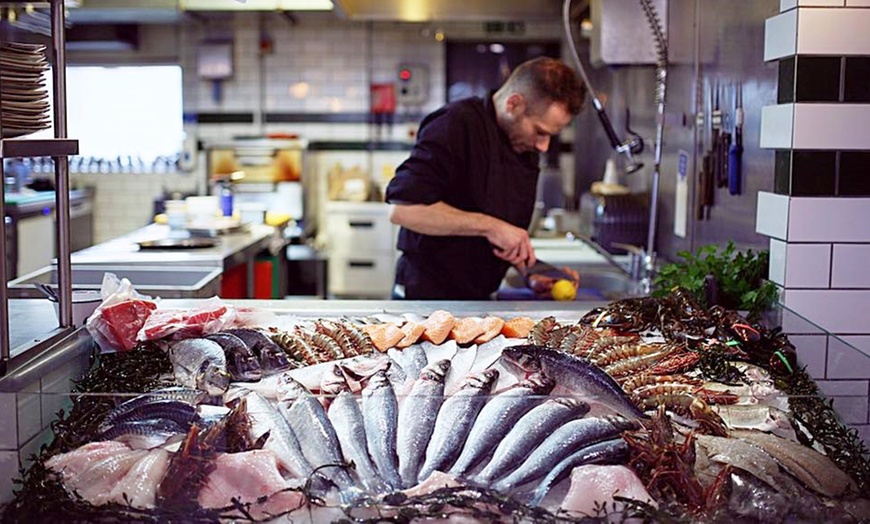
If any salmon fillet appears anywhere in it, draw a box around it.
[473,316,506,344]
[450,317,485,345]
[501,316,535,339]
[421,310,455,345]
[361,323,405,352]
[396,321,426,348]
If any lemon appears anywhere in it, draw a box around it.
[551,279,577,301]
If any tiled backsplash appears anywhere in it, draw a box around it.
[759,1,870,444]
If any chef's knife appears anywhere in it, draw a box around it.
[522,259,576,286]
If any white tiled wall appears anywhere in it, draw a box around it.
[71,171,200,244]
[760,2,870,444]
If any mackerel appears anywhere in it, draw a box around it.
[396,359,451,487]
[418,368,499,483]
[501,345,646,420]
[491,416,638,493]
[449,373,554,478]
[474,397,590,484]
[328,388,390,494]
[362,370,402,489]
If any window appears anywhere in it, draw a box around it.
[34,65,184,165]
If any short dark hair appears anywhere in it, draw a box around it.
[503,57,587,116]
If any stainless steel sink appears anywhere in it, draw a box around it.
[7,265,222,299]
[500,266,644,301]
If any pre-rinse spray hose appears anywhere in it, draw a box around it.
[562,0,644,174]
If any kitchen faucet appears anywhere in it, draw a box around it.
[565,232,655,294]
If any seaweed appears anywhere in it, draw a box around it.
[779,368,870,493]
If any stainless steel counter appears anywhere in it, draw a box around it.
[68,223,279,271]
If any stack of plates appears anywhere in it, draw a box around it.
[0,42,51,139]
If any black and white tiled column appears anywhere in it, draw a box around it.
[759,0,870,444]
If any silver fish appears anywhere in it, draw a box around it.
[417,368,499,483]
[528,438,629,505]
[362,370,402,489]
[396,359,451,487]
[277,376,359,497]
[449,373,554,478]
[169,339,231,396]
[242,390,315,480]
[491,416,637,493]
[329,388,390,495]
[474,397,590,484]
[401,343,429,382]
[501,345,646,420]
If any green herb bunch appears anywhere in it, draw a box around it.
[652,241,778,314]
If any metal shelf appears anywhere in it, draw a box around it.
[0,138,79,158]
[1,0,74,376]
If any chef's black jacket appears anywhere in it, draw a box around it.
[385,94,540,300]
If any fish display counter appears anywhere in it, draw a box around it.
[1,293,869,522]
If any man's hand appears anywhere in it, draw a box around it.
[487,222,536,269]
[389,202,538,267]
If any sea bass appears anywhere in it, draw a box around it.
[329,388,389,495]
[417,368,499,483]
[474,397,590,484]
[396,359,451,487]
[277,376,359,497]
[501,345,646,420]
[449,373,554,478]
[362,370,402,489]
[529,442,632,506]
[492,416,637,493]
[242,390,315,480]
[169,339,231,396]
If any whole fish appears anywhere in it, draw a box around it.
[277,376,360,497]
[362,370,402,489]
[225,328,293,375]
[98,418,188,449]
[396,359,451,487]
[328,388,390,495]
[169,339,231,396]
[501,345,646,420]
[100,387,205,430]
[731,429,857,497]
[528,438,629,505]
[206,332,262,382]
[449,373,554,478]
[491,416,638,493]
[99,399,198,433]
[418,368,499,483]
[474,397,590,484]
[695,434,800,497]
[242,390,315,481]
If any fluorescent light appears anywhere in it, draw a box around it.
[180,0,333,11]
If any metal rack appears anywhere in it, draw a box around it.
[0,0,79,376]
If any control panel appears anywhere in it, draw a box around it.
[397,63,428,106]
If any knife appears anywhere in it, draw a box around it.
[522,259,576,286]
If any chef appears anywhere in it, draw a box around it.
[386,57,587,300]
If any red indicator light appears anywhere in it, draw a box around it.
[399,68,412,81]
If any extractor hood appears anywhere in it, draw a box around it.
[332,0,563,22]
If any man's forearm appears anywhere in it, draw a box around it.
[388,202,493,237]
